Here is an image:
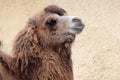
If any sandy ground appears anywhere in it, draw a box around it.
[0,0,120,80]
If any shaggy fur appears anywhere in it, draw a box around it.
[0,5,84,80]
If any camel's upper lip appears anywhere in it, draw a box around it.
[70,24,85,33]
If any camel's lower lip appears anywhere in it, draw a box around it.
[74,23,85,32]
[69,27,84,34]
[72,27,83,31]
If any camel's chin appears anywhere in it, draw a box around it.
[64,33,76,43]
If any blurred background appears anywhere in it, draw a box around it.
[0,0,120,80]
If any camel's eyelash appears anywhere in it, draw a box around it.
[46,18,57,27]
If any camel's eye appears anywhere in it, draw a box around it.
[46,18,57,28]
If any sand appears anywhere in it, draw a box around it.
[0,0,120,80]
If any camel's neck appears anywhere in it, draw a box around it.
[53,43,72,59]
[11,28,73,80]
[35,43,73,80]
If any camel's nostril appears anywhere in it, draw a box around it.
[72,18,81,22]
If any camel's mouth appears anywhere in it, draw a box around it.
[68,22,85,34]
[62,22,84,43]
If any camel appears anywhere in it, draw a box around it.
[0,5,85,80]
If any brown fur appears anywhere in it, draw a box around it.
[0,5,76,80]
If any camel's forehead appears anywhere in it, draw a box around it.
[44,13,60,18]
[44,5,67,16]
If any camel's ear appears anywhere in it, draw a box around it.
[44,5,67,16]
[27,18,37,28]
